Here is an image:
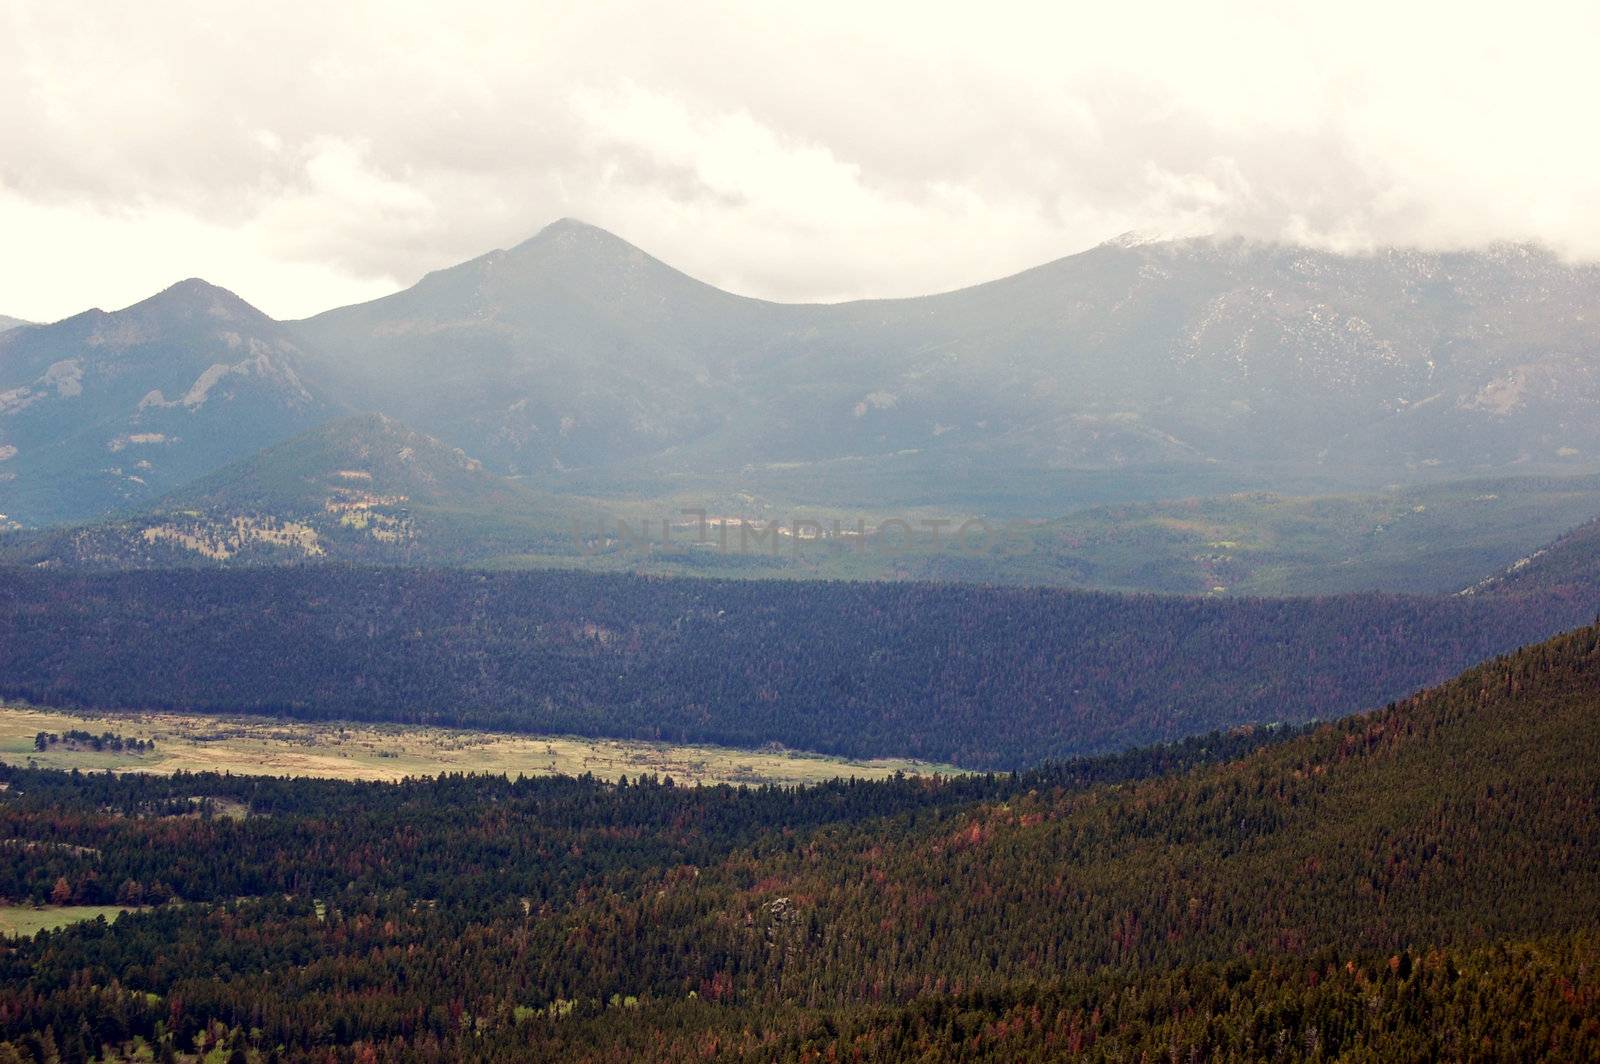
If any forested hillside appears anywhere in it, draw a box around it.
[0,620,1597,1060]
[1466,512,1600,602]
[0,565,1591,767]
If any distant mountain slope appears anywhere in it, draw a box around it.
[167,411,538,515]
[0,315,29,334]
[296,219,770,476]
[906,472,1600,596]
[295,221,1600,505]
[0,280,338,525]
[1462,511,1600,603]
[14,453,1600,599]
[5,414,600,566]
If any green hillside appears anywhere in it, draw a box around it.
[486,470,1600,597]
[0,619,1597,1058]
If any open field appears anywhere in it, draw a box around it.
[0,705,957,786]
[0,904,142,938]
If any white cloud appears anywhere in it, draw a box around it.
[0,193,397,322]
[2,0,1599,320]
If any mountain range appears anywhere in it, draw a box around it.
[7,220,1600,529]
[296,221,1600,502]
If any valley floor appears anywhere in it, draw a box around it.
[0,905,141,939]
[0,705,956,786]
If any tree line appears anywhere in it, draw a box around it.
[30,730,153,754]
[0,565,1588,767]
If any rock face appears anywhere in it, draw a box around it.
[296,222,1600,501]
[0,280,337,524]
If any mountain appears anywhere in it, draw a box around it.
[0,280,337,525]
[0,314,29,334]
[296,221,1600,510]
[2,616,1598,1058]
[4,413,601,565]
[295,218,771,477]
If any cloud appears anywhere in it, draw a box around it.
[2,0,1599,320]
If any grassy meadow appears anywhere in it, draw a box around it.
[0,705,956,787]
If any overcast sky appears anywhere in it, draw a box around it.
[3,0,1598,321]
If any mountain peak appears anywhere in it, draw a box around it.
[1095,224,1224,252]
[1099,229,1172,250]
[168,276,226,293]
[539,216,600,235]
[155,276,246,303]
[123,277,267,323]
[513,216,639,257]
